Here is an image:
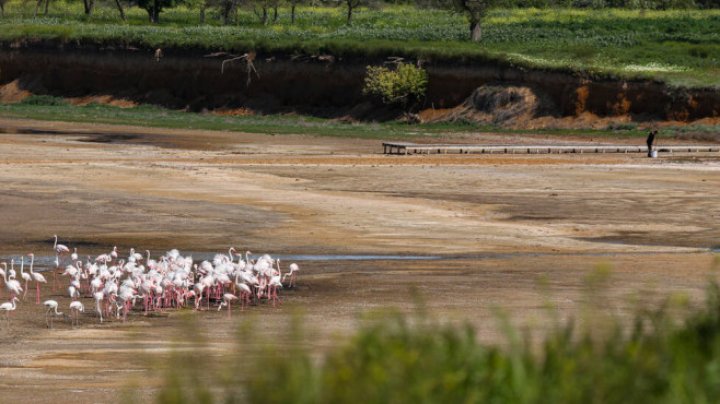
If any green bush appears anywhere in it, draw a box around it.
[363,62,428,111]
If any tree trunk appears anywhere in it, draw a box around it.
[221,1,231,24]
[291,3,296,24]
[199,4,206,24]
[261,6,267,24]
[470,20,482,42]
[272,5,278,22]
[0,2,4,17]
[113,0,125,20]
[152,0,160,23]
[43,0,49,15]
[82,0,95,15]
[346,1,352,25]
[34,0,41,16]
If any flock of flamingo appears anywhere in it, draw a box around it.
[0,235,300,328]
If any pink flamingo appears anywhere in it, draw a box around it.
[1,263,22,301]
[236,283,252,311]
[218,293,238,317]
[20,257,32,300]
[27,254,47,304]
[53,235,70,290]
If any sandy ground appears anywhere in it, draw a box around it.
[0,118,718,403]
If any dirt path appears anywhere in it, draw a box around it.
[0,118,718,403]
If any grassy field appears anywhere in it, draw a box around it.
[0,3,719,87]
[4,95,720,140]
[0,96,641,139]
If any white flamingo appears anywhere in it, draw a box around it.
[0,297,19,326]
[43,299,63,328]
[69,301,84,327]
[27,254,46,304]
[283,263,300,288]
[94,291,104,323]
[20,257,32,300]
[52,235,70,291]
[218,293,238,317]
[1,263,22,300]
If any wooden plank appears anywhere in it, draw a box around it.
[382,142,720,155]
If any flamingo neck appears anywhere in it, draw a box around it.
[29,255,35,275]
[54,235,58,249]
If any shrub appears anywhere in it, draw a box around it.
[362,62,428,112]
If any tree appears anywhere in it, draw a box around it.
[343,0,374,25]
[452,0,492,41]
[81,0,95,15]
[240,0,279,24]
[113,0,126,20]
[345,0,360,24]
[0,0,6,17]
[363,62,428,114]
[137,0,178,22]
[216,0,239,24]
[33,0,51,16]
[289,0,303,23]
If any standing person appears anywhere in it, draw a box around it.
[646,130,657,157]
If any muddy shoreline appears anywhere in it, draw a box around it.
[0,117,719,402]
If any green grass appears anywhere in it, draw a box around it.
[0,3,719,87]
[0,97,663,139]
[3,95,718,141]
[0,97,468,139]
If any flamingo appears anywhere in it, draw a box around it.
[53,235,70,290]
[43,299,63,328]
[218,293,238,317]
[236,283,252,311]
[69,301,84,327]
[20,257,32,300]
[283,263,300,288]
[94,291,104,323]
[71,247,79,262]
[53,234,70,255]
[1,262,22,301]
[0,297,19,326]
[266,259,283,307]
[27,254,46,304]
[8,259,16,280]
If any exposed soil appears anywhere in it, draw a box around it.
[0,117,718,402]
[1,48,720,128]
